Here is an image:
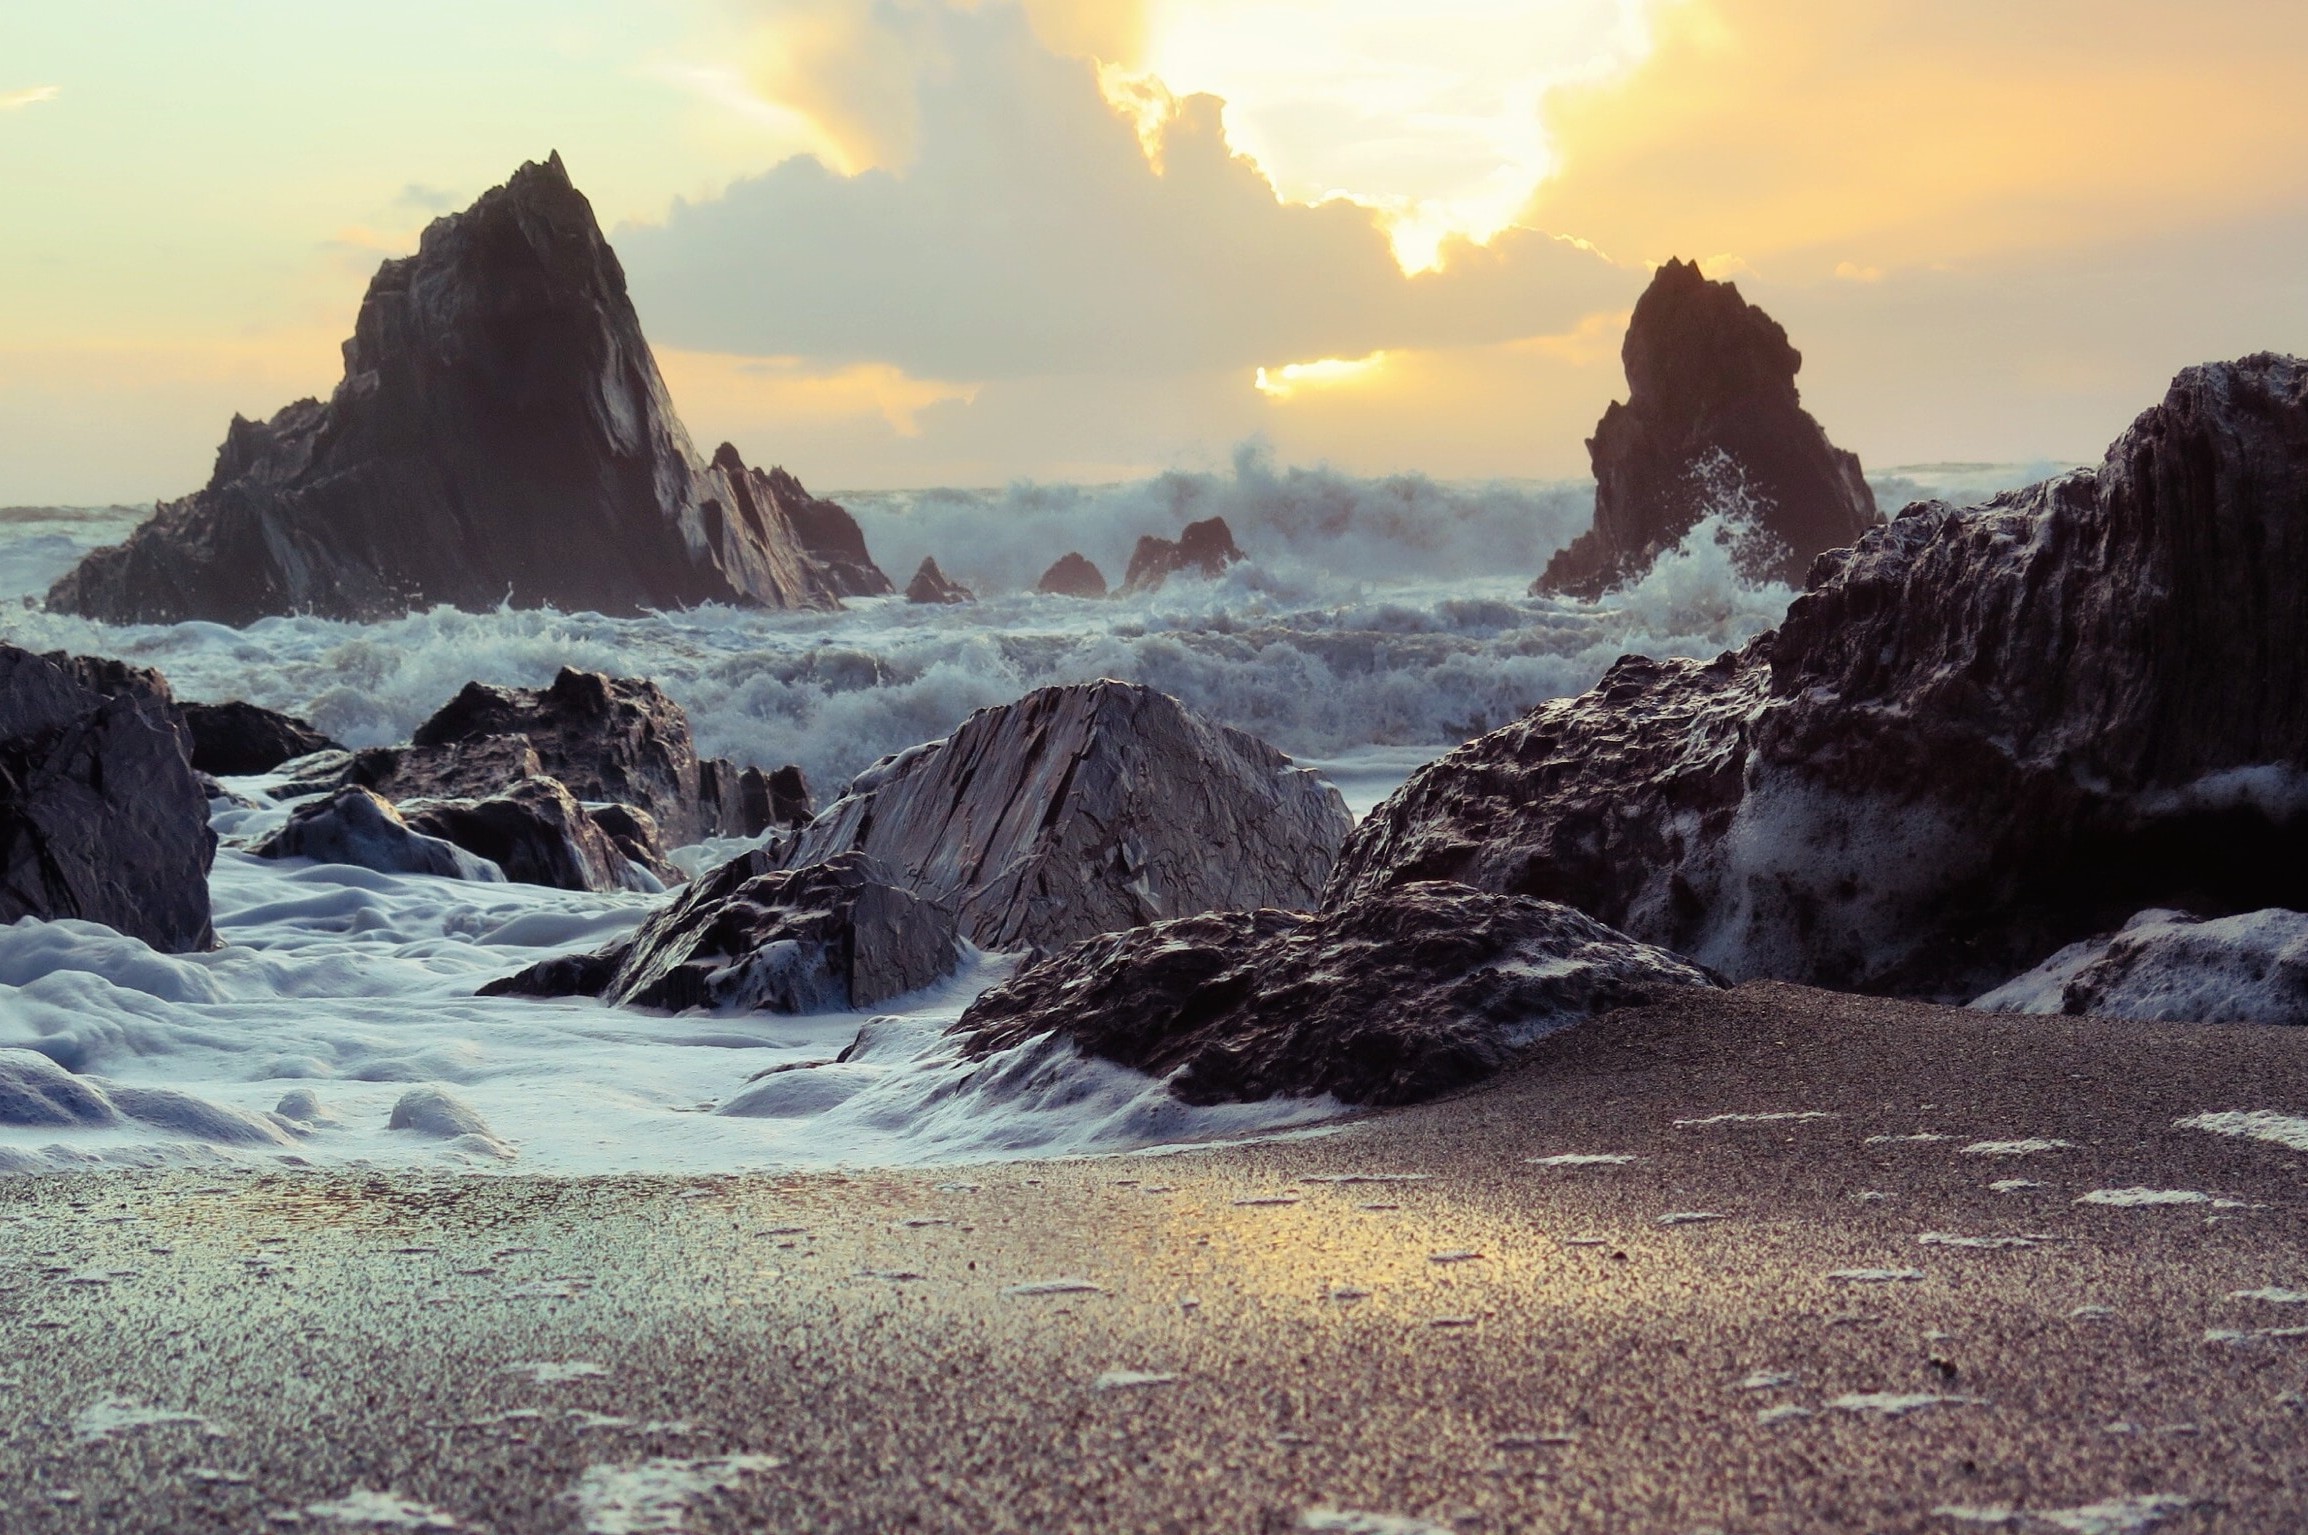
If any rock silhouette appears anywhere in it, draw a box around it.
[1537,258,1878,597]
[254,786,503,883]
[905,558,975,605]
[404,777,662,893]
[181,701,339,777]
[1121,517,1244,592]
[0,646,216,952]
[780,681,1353,954]
[954,880,1720,1106]
[1036,553,1108,597]
[47,154,846,625]
[1334,355,2308,1000]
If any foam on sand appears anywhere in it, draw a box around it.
[1961,1139,2075,1156]
[1825,1392,1983,1418]
[1828,1268,1925,1283]
[569,1454,782,1534]
[1672,1111,1835,1128]
[1527,1152,1636,1165]
[2075,1188,2210,1207]
[305,1488,465,1529]
[2178,1109,2308,1153]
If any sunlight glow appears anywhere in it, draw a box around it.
[1254,352,1391,400]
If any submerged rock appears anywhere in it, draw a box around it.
[1537,258,1878,597]
[0,646,216,952]
[46,154,844,625]
[1333,355,2308,1000]
[410,668,739,845]
[254,786,505,883]
[484,851,959,1014]
[1036,552,1109,598]
[404,777,660,893]
[780,680,1354,953]
[180,700,339,777]
[1974,908,2308,1026]
[905,557,975,605]
[1121,517,1244,593]
[954,880,1719,1106]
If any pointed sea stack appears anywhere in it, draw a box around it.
[1121,517,1243,593]
[1537,258,1878,598]
[1036,552,1108,598]
[47,154,848,625]
[905,558,974,605]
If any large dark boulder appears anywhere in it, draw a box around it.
[1332,355,2308,1001]
[181,700,338,777]
[953,881,1719,1106]
[45,154,843,625]
[404,777,661,893]
[1537,258,1878,598]
[905,558,974,605]
[410,668,736,844]
[1036,552,1108,598]
[778,680,1354,954]
[483,851,958,1013]
[1121,517,1244,593]
[253,786,503,882]
[0,647,215,952]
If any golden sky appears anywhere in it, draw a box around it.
[3,0,2304,501]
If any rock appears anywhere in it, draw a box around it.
[44,652,174,709]
[1973,908,2308,1026]
[1537,258,1878,598]
[180,700,338,776]
[953,881,1721,1106]
[254,786,505,882]
[1330,355,2308,1001]
[1121,517,1244,593]
[337,736,547,805]
[905,557,974,605]
[778,680,1354,953]
[741,764,814,834]
[410,668,734,844]
[403,777,660,893]
[725,454,894,597]
[1036,552,1108,598]
[0,646,216,952]
[482,851,960,1014]
[586,803,685,888]
[45,154,845,625]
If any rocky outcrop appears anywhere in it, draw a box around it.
[410,668,738,845]
[953,881,1719,1106]
[731,456,893,598]
[1332,355,2308,1001]
[181,701,338,777]
[778,681,1353,954]
[1036,552,1108,598]
[253,786,504,882]
[0,646,215,952]
[1973,908,2308,1026]
[743,764,815,833]
[483,851,959,1014]
[586,803,685,888]
[905,558,974,605]
[1537,259,1878,598]
[404,777,661,893]
[1121,517,1244,593]
[323,736,548,806]
[46,154,845,625]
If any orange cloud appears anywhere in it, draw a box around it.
[1530,0,2308,273]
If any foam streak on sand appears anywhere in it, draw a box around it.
[570,1455,782,1535]
[2178,1109,2308,1152]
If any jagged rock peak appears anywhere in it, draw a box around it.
[46,154,844,625]
[1536,257,1879,598]
[1121,517,1244,593]
[1036,552,1108,598]
[905,558,975,605]
[1335,353,2308,1001]
[778,679,1354,954]
[708,444,894,599]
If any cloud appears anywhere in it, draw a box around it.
[1,86,60,111]
[617,4,1637,382]
[394,182,460,213]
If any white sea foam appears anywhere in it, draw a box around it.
[2178,1109,2308,1153]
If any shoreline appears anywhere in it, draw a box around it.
[3,983,2304,1532]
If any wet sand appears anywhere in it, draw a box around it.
[2,981,2305,1532]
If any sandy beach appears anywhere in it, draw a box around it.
[2,984,2303,1533]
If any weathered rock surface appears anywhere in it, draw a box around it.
[254,786,504,883]
[743,764,815,833]
[1036,552,1108,598]
[780,680,1353,954]
[46,154,844,625]
[404,777,660,893]
[0,646,216,952]
[328,736,547,805]
[586,803,685,888]
[1121,517,1244,593]
[411,668,737,844]
[483,851,959,1014]
[905,558,974,605]
[954,880,1720,1106]
[1973,907,2308,1026]
[728,454,893,598]
[181,700,339,777]
[1332,355,2308,1001]
[1537,258,1878,598]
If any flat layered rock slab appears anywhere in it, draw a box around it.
[4,984,2302,1532]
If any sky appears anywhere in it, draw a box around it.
[3,0,2305,503]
